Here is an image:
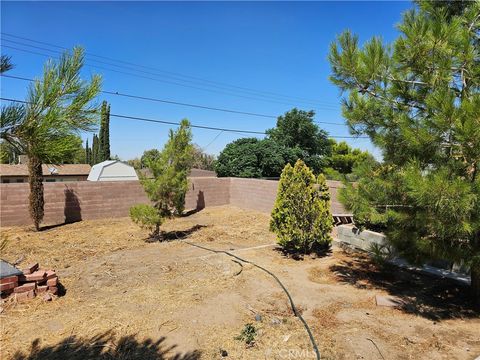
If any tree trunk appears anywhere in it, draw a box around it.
[28,156,44,231]
[472,261,480,306]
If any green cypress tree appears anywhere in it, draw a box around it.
[98,101,111,161]
[329,1,480,302]
[104,103,110,160]
[92,134,98,164]
[85,139,90,165]
[270,160,333,254]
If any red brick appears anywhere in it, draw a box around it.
[19,270,45,282]
[22,263,39,275]
[14,283,36,293]
[46,277,58,287]
[1,288,14,296]
[0,282,18,291]
[48,286,58,295]
[15,289,35,302]
[0,275,18,284]
[45,270,56,279]
[36,285,48,293]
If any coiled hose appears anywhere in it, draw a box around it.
[182,240,321,360]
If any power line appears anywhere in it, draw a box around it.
[1,73,347,126]
[3,42,341,110]
[202,130,224,150]
[1,32,340,108]
[0,97,368,139]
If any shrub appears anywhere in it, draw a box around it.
[270,160,333,253]
[235,323,257,346]
[130,119,193,240]
[129,204,164,237]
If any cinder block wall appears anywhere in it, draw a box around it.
[0,178,230,227]
[0,177,345,227]
[229,178,346,214]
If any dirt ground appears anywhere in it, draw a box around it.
[1,205,479,360]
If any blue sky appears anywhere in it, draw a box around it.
[1,1,411,160]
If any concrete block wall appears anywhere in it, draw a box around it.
[0,178,230,227]
[0,177,345,227]
[229,178,346,214]
[336,224,387,251]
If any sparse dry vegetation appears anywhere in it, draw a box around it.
[1,206,479,359]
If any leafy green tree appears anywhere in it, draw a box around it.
[329,1,480,301]
[140,149,161,169]
[323,139,376,180]
[0,47,101,230]
[192,145,216,171]
[326,139,371,174]
[130,119,194,239]
[215,138,301,178]
[126,157,142,170]
[267,108,331,172]
[99,101,111,161]
[270,160,333,253]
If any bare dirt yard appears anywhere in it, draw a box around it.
[1,205,479,359]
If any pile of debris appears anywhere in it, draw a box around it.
[0,261,59,302]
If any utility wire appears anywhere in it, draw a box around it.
[3,43,341,110]
[1,73,347,126]
[0,97,368,139]
[1,32,339,107]
[202,130,224,150]
[0,97,265,134]
[2,39,339,109]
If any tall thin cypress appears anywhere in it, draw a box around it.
[85,139,90,165]
[104,103,110,160]
[98,101,111,162]
[92,134,98,165]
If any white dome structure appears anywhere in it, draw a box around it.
[87,160,138,182]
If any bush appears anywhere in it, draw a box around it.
[130,119,193,240]
[129,204,164,238]
[270,160,333,253]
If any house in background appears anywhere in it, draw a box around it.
[0,164,91,183]
[87,160,139,181]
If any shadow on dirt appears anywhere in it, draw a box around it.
[274,243,332,261]
[329,251,479,320]
[146,225,207,243]
[12,331,201,360]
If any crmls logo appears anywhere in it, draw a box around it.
[265,348,318,359]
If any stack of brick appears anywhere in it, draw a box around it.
[0,263,59,302]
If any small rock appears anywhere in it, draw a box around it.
[271,317,281,326]
[43,294,52,302]
[0,307,4,314]
[255,314,262,322]
[283,334,291,342]
[220,349,228,357]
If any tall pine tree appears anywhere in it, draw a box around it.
[85,139,90,165]
[98,101,111,161]
[329,1,480,302]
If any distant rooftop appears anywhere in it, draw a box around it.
[0,164,92,177]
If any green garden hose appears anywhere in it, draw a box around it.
[182,240,321,360]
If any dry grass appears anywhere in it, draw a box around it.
[1,205,479,360]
